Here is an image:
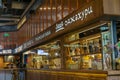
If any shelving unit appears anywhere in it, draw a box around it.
[65,28,102,70]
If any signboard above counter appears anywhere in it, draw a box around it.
[6,0,120,54]
[13,0,103,54]
[0,49,13,55]
[14,30,52,53]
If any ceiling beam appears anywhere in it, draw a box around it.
[0,25,17,32]
[21,0,35,18]
[0,17,20,21]
[0,22,17,26]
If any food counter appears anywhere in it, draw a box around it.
[0,68,120,80]
[10,0,120,80]
[26,69,120,80]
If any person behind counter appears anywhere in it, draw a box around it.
[32,57,37,68]
[42,60,49,69]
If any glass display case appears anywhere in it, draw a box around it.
[115,24,120,69]
[101,31,112,70]
[65,25,113,70]
[3,55,21,68]
[65,27,101,70]
[25,41,61,69]
[24,22,116,71]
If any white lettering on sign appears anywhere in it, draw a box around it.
[23,40,34,49]
[18,46,23,51]
[56,21,64,32]
[27,40,34,46]
[35,30,51,41]
[65,6,93,26]
[2,49,12,54]
[14,48,18,53]
[0,51,2,54]
[55,6,93,32]
[14,45,23,53]
[23,43,27,49]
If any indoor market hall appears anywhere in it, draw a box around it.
[0,0,120,80]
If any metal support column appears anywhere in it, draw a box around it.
[110,20,117,70]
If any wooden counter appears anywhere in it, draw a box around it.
[26,69,108,80]
[0,69,120,80]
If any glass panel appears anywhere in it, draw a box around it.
[101,25,113,70]
[65,26,103,70]
[115,21,120,69]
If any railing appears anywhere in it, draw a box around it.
[0,69,25,80]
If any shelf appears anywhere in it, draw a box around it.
[67,52,101,57]
[48,56,61,59]
[66,33,101,44]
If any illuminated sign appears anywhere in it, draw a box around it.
[56,6,93,32]
[2,49,12,54]
[0,49,13,54]
[14,3,101,53]
[35,30,51,41]
[100,26,109,31]
[3,33,10,37]
[56,21,64,32]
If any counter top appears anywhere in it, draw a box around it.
[0,68,120,76]
[26,68,108,74]
[107,70,120,76]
